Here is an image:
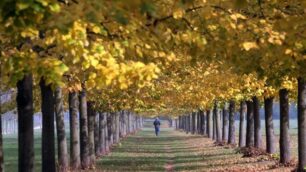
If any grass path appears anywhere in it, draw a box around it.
[96,127,294,172]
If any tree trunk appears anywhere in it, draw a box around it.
[114,112,120,143]
[87,101,96,167]
[264,97,275,154]
[111,113,117,143]
[104,113,110,153]
[54,87,69,171]
[107,113,113,146]
[119,111,123,137]
[222,106,229,141]
[17,74,34,172]
[122,111,127,137]
[0,66,2,172]
[239,101,247,147]
[203,111,207,135]
[40,78,56,172]
[279,89,290,164]
[198,112,201,134]
[298,78,306,170]
[213,110,216,140]
[185,115,189,134]
[94,112,99,157]
[207,110,213,138]
[0,115,3,172]
[79,88,90,169]
[99,113,106,155]
[246,101,254,147]
[126,112,130,134]
[69,92,80,169]
[253,96,261,148]
[197,112,201,134]
[200,111,205,135]
[214,103,222,143]
[228,100,236,144]
[192,112,196,134]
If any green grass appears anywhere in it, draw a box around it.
[3,135,42,172]
[1,120,299,171]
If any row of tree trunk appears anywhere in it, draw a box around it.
[177,82,306,171]
[0,75,144,172]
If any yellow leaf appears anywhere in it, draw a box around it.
[242,42,259,51]
[173,9,184,19]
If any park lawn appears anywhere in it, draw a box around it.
[1,121,298,172]
[95,127,295,172]
[3,134,42,172]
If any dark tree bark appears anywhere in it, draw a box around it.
[127,112,130,134]
[111,113,117,143]
[222,106,229,141]
[0,115,3,172]
[94,112,99,157]
[98,113,106,155]
[185,115,188,132]
[264,97,275,154]
[181,116,184,131]
[107,113,113,146]
[213,110,216,140]
[200,111,206,135]
[182,116,184,131]
[246,101,254,147]
[192,112,196,134]
[279,89,290,164]
[178,116,181,129]
[55,87,69,171]
[186,115,190,133]
[228,100,236,144]
[196,112,200,134]
[0,67,3,172]
[40,78,56,172]
[17,74,34,172]
[185,115,189,133]
[87,101,96,167]
[104,113,110,153]
[203,111,207,135]
[119,111,123,137]
[79,88,90,169]
[122,111,127,137]
[207,110,213,138]
[214,103,222,143]
[298,78,306,170]
[253,96,262,148]
[239,101,247,147]
[69,91,80,169]
[114,112,120,143]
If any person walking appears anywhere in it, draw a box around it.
[153,117,161,136]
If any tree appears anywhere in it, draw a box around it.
[228,100,235,144]
[279,89,290,164]
[222,106,229,141]
[264,97,275,153]
[239,101,247,147]
[214,103,222,143]
[253,97,261,148]
[298,78,306,170]
[40,78,56,172]
[98,112,106,155]
[55,87,69,171]
[207,110,213,138]
[69,91,80,169]
[17,75,34,172]
[87,101,96,167]
[79,88,90,169]
[246,101,254,147]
